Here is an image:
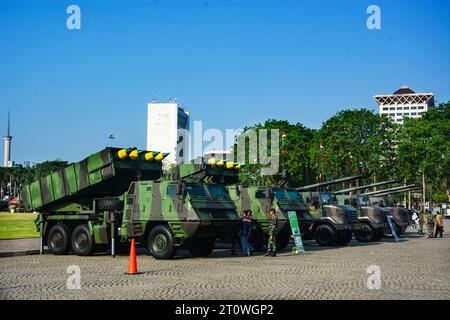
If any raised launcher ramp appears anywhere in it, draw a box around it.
[20,147,168,212]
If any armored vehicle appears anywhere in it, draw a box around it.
[334,180,397,242]
[20,147,240,259]
[361,184,420,235]
[297,174,367,246]
[227,185,313,251]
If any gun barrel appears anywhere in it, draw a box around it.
[371,186,421,197]
[361,184,419,196]
[296,173,370,191]
[333,179,398,194]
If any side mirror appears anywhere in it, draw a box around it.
[176,183,186,197]
[235,186,241,197]
[265,186,273,198]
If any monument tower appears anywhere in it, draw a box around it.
[3,111,12,167]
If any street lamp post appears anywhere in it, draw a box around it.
[422,170,426,212]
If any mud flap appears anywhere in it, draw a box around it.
[288,211,305,254]
[386,215,400,241]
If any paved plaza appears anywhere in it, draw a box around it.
[1,221,449,300]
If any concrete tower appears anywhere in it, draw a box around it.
[4,111,12,167]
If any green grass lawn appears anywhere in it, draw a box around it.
[0,212,39,240]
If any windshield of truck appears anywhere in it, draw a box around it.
[186,184,208,197]
[358,196,370,206]
[207,184,228,199]
[273,189,287,200]
[320,192,337,205]
[287,191,303,202]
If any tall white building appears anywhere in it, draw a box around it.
[374,86,434,124]
[146,100,190,165]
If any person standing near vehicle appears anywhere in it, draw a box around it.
[239,210,253,256]
[265,208,278,257]
[427,211,435,238]
[434,211,444,238]
[418,211,425,235]
[411,211,418,230]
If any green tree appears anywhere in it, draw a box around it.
[235,119,315,187]
[310,109,400,185]
[397,102,450,201]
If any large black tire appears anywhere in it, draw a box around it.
[97,199,122,211]
[188,238,216,257]
[47,224,72,255]
[276,232,291,251]
[71,224,95,256]
[353,222,375,242]
[372,228,384,241]
[336,230,353,246]
[248,224,265,252]
[147,225,176,259]
[314,224,337,246]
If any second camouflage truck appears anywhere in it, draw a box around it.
[20,147,240,259]
[227,185,313,252]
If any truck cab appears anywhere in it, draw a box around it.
[369,196,410,235]
[302,191,362,246]
[336,194,388,241]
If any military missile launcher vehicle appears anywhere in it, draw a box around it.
[334,180,398,242]
[296,174,368,246]
[20,147,240,259]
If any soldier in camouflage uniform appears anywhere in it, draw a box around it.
[265,208,278,257]
[418,211,425,235]
[427,211,435,238]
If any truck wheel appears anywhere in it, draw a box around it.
[97,199,122,211]
[314,224,336,246]
[336,230,353,246]
[147,225,176,259]
[276,232,291,251]
[248,224,265,252]
[353,222,375,242]
[188,238,216,257]
[71,224,95,256]
[372,229,384,241]
[47,224,72,255]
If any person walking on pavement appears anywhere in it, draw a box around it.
[434,211,444,238]
[265,208,278,257]
[239,210,253,256]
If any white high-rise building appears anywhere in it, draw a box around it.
[374,86,434,124]
[146,100,190,165]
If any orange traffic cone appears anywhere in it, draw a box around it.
[127,238,138,275]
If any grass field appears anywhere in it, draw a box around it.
[0,212,39,240]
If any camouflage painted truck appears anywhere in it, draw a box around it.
[20,147,240,259]
[334,180,397,242]
[227,185,313,252]
[296,174,368,246]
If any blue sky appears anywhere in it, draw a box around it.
[1,0,449,163]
